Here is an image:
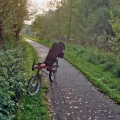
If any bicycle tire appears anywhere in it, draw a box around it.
[27,75,41,95]
[49,61,58,82]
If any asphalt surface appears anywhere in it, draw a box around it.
[26,39,120,120]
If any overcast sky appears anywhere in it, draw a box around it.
[25,0,50,24]
[31,0,51,12]
[35,0,50,4]
[26,0,59,24]
[31,0,50,7]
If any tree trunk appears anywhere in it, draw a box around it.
[0,27,3,49]
[67,0,72,42]
[13,24,20,40]
[15,28,20,40]
[57,7,61,40]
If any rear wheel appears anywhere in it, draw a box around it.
[27,76,41,95]
[49,61,58,82]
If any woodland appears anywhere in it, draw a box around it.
[29,0,120,53]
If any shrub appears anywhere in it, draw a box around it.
[103,61,115,71]
[0,76,15,120]
[86,53,99,64]
[0,44,26,119]
[113,65,120,78]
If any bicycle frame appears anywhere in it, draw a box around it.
[34,63,47,77]
[27,41,65,95]
[33,61,57,74]
[27,59,59,95]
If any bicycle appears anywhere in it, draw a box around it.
[27,42,65,96]
[27,59,58,96]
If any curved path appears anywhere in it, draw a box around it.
[26,39,120,120]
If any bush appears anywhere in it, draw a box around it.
[0,44,26,119]
[113,65,120,78]
[103,61,115,71]
[86,53,99,65]
[0,76,15,120]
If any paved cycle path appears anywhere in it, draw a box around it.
[26,39,120,120]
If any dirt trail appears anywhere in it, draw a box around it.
[26,39,120,120]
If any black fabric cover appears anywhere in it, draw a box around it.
[57,42,65,58]
[45,42,58,64]
[44,42,65,65]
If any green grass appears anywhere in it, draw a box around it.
[25,37,120,104]
[64,45,120,102]
[15,41,50,120]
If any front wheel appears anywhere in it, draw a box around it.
[27,76,41,96]
[49,61,58,82]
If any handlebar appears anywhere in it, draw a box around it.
[32,59,46,71]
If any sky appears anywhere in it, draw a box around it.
[31,0,61,11]
[31,0,52,14]
[25,0,50,24]
[35,0,50,4]
[31,0,50,8]
[26,0,55,24]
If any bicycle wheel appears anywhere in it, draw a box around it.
[49,61,58,82]
[27,76,41,95]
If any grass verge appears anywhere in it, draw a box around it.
[15,41,50,120]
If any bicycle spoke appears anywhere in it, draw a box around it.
[27,76,41,96]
